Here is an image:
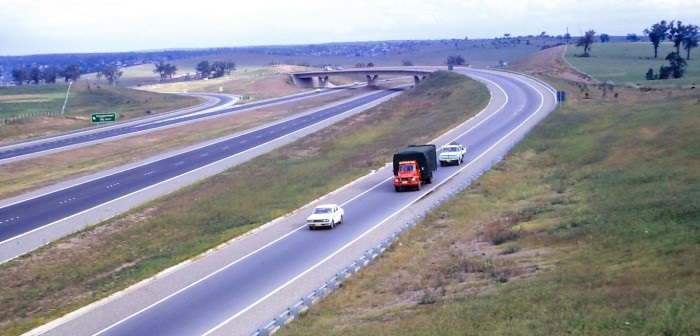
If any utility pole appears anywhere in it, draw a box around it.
[61,80,73,115]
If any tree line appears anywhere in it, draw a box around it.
[9,63,125,86]
[643,20,698,79]
[8,57,237,86]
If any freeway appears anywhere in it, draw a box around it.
[0,88,404,263]
[0,89,336,163]
[28,68,557,336]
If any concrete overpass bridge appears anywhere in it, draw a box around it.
[290,67,436,88]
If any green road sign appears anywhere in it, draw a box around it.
[91,113,116,123]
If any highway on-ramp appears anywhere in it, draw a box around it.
[27,68,557,336]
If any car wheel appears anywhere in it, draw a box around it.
[339,215,343,224]
[330,220,335,229]
[309,226,315,231]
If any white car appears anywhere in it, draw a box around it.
[439,142,467,166]
[307,204,344,230]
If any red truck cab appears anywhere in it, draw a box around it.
[392,144,437,192]
[394,160,422,191]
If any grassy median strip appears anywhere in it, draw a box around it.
[0,71,489,334]
[275,79,700,335]
[0,84,372,199]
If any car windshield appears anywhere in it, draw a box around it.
[444,147,457,152]
[314,207,332,214]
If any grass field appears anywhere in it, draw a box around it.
[564,41,700,87]
[0,83,202,141]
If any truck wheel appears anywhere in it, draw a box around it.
[416,181,421,191]
[395,186,401,192]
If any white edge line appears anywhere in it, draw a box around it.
[205,71,554,335]
[0,90,403,252]
[22,90,404,335]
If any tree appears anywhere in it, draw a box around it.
[645,68,656,80]
[600,34,610,43]
[668,20,686,55]
[11,67,28,85]
[101,64,123,86]
[643,20,669,58]
[29,66,42,84]
[446,55,465,66]
[153,60,167,79]
[659,52,686,79]
[164,63,178,79]
[61,64,81,82]
[224,61,236,75]
[576,30,596,57]
[681,24,699,60]
[153,60,178,80]
[211,61,227,78]
[626,33,640,42]
[43,66,58,84]
[195,60,211,79]
[209,60,235,78]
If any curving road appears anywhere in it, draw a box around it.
[27,68,557,336]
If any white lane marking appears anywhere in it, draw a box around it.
[204,71,554,335]
[0,92,398,251]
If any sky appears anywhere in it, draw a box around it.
[1,0,699,56]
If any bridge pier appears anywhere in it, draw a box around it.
[317,76,330,87]
[413,75,427,85]
[366,74,379,86]
[290,74,313,88]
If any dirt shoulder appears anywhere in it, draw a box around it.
[507,44,594,83]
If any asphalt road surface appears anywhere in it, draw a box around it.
[0,88,404,263]
[26,68,557,336]
[0,90,343,163]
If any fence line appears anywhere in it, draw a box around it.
[1,111,63,125]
